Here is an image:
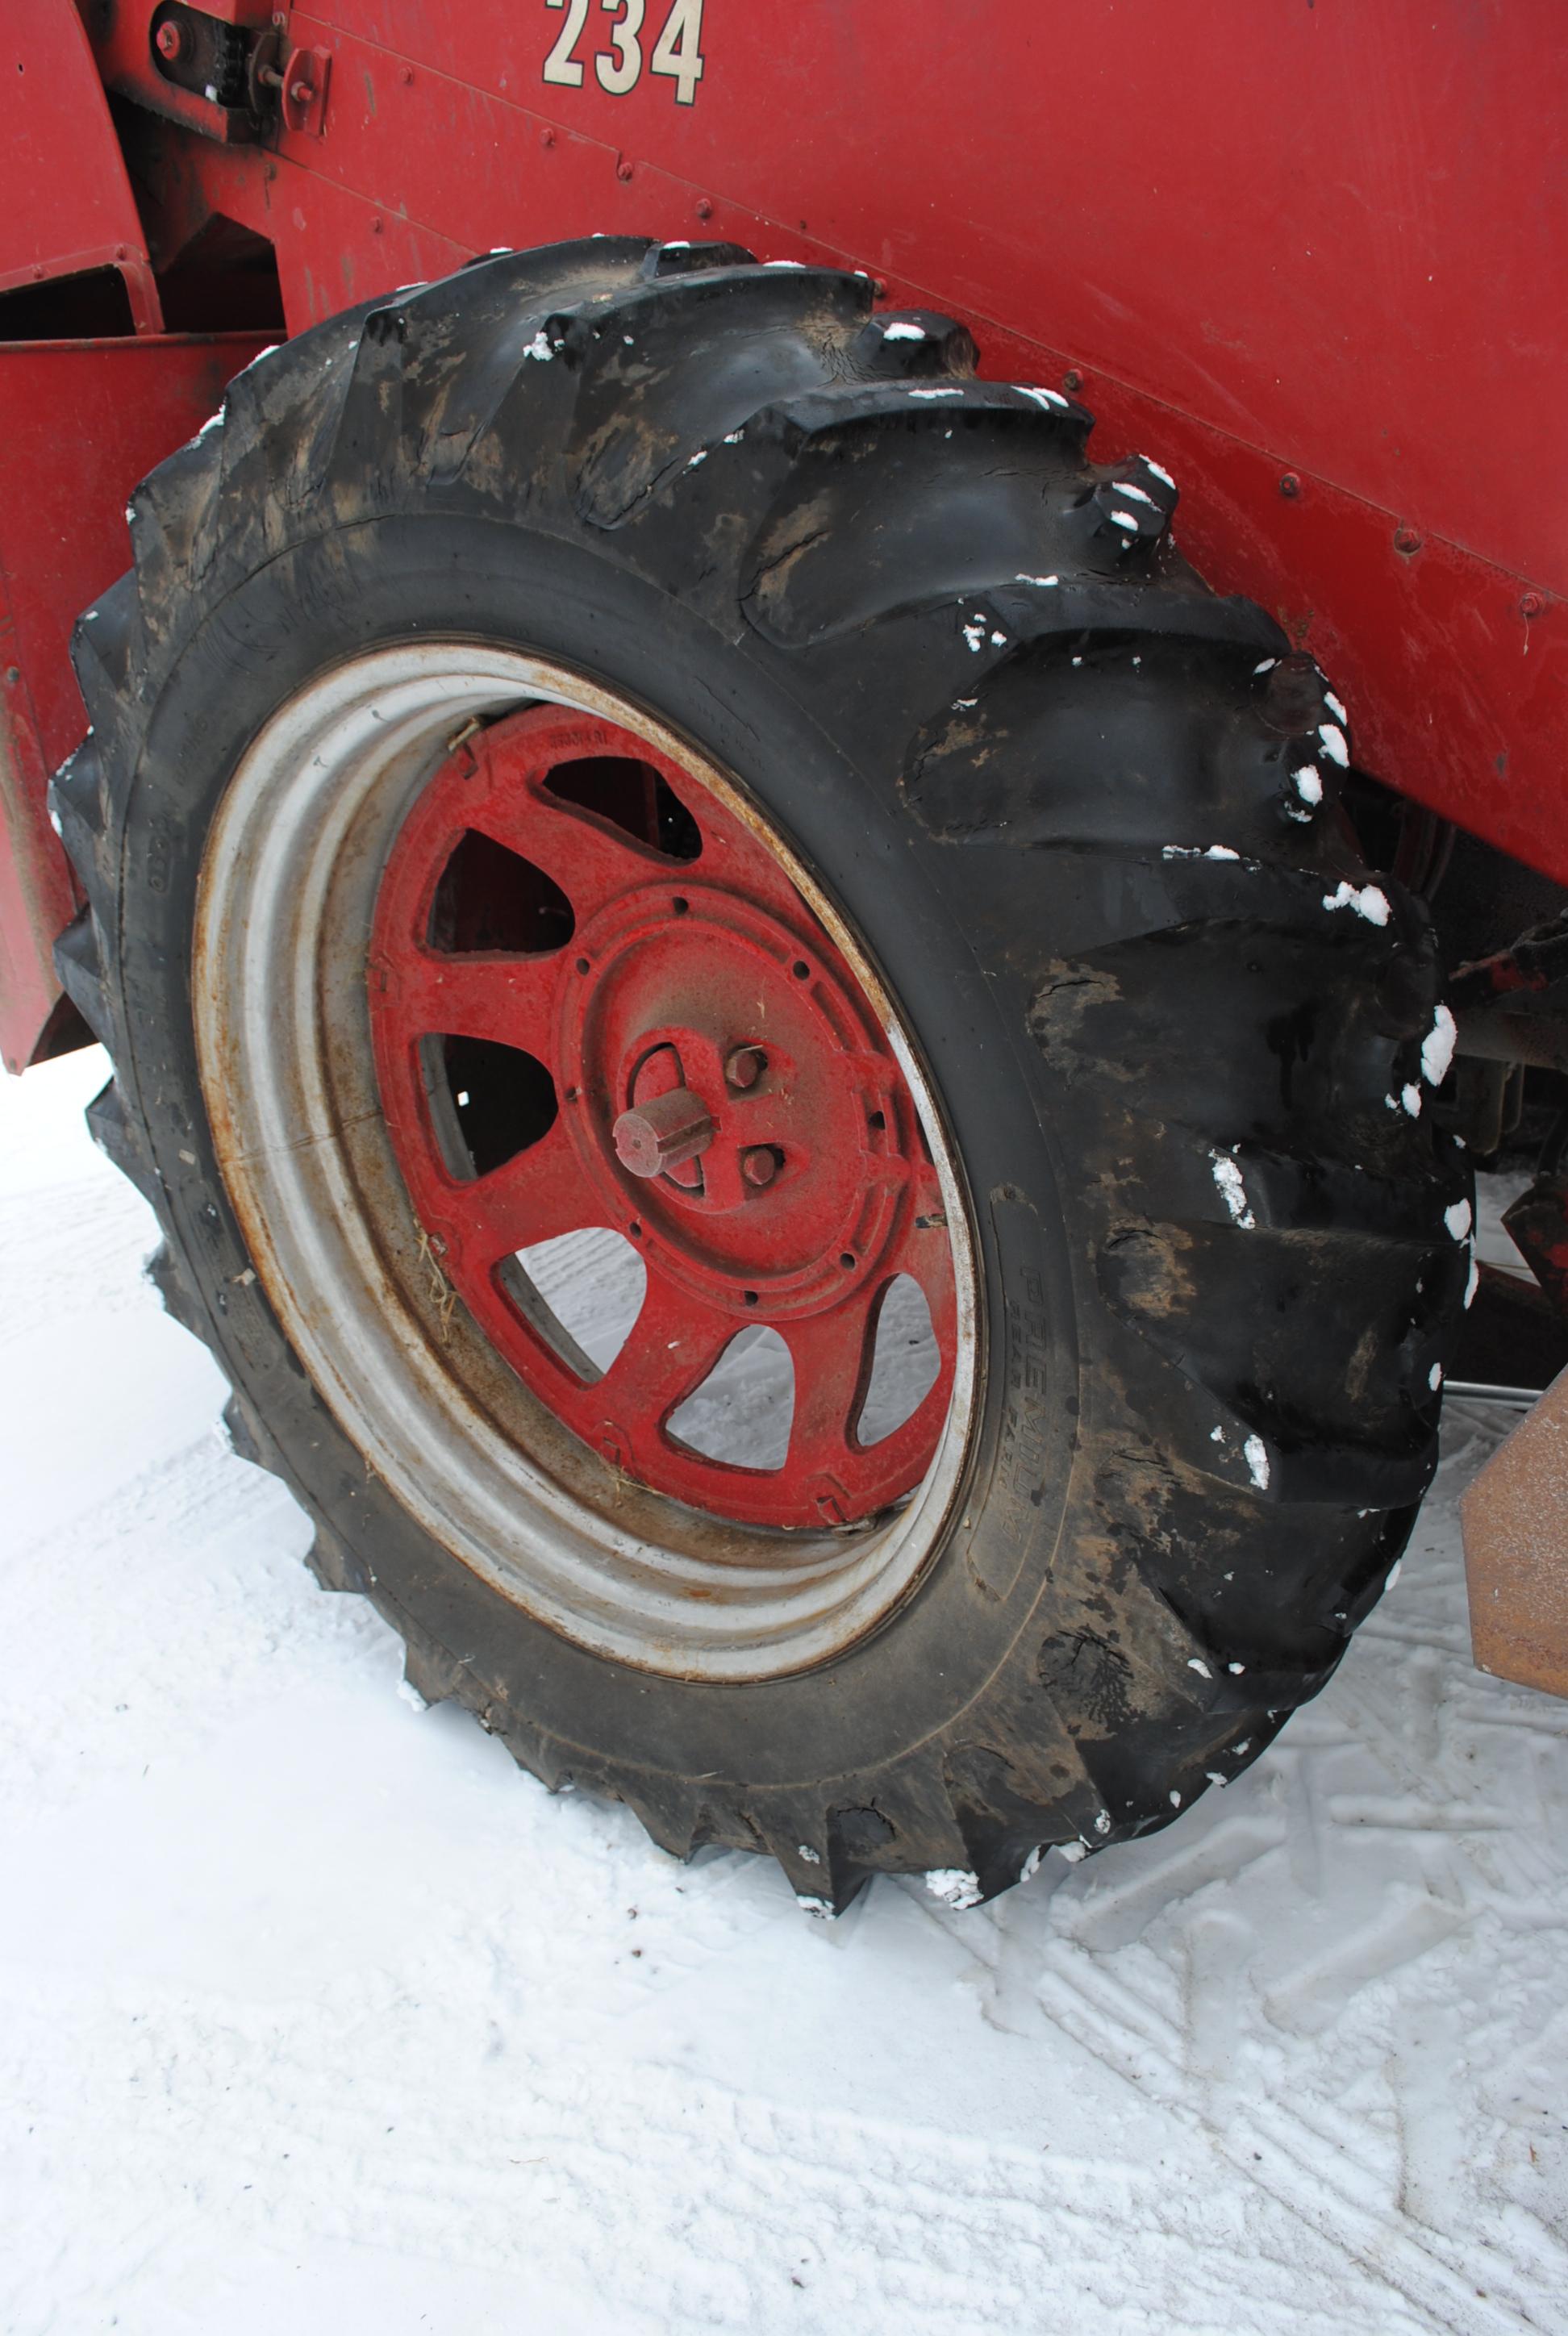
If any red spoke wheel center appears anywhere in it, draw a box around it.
[369,704,957,1529]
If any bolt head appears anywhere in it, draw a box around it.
[617,160,634,181]
[1062,368,1082,393]
[1394,525,1422,555]
[725,1045,765,1090]
[156,20,184,60]
[1279,471,1301,499]
[1521,592,1545,620]
[741,1147,778,1189]
[696,197,713,220]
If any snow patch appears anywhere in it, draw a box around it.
[1401,1083,1423,1119]
[1116,482,1156,507]
[1317,723,1349,767]
[1444,1199,1472,1241]
[907,386,963,400]
[1014,573,1061,587]
[1188,1658,1212,1679]
[1016,385,1069,411]
[924,1868,983,1909]
[1324,690,1349,723]
[882,320,927,341]
[798,1845,820,1865]
[1429,1364,1443,1391]
[1322,881,1391,927]
[1244,1434,1270,1491]
[1057,1842,1088,1863]
[1108,510,1139,532]
[1291,765,1324,806]
[1211,1149,1257,1229]
[523,330,554,362]
[1422,1003,1457,1087]
[1144,457,1176,488]
[1164,844,1241,861]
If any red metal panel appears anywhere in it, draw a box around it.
[1,1,1564,1061]
[0,335,267,1071]
[2,3,161,328]
[245,0,1568,880]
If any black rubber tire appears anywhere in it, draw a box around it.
[51,238,1472,1910]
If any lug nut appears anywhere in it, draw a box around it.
[612,1087,713,1178]
[741,1147,778,1189]
[156,19,185,59]
[725,1045,765,1090]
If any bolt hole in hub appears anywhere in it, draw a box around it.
[194,650,977,1675]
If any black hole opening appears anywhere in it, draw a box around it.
[429,830,573,955]
[544,755,701,861]
[431,1034,557,1179]
[792,960,811,980]
[868,1109,886,1132]
[743,1290,759,1306]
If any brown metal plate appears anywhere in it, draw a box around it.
[1462,1369,1568,1700]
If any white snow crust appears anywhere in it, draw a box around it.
[1323,882,1392,927]
[924,1870,984,1910]
[1423,1003,1458,1088]
[1210,1150,1256,1229]
[1,1055,1564,2334]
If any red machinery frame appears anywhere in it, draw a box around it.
[2,0,1563,1070]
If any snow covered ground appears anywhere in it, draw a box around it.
[2,1048,1566,2336]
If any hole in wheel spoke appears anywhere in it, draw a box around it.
[544,756,701,861]
[667,1327,794,1468]
[427,1033,557,1178]
[857,1274,940,1446]
[429,830,574,953]
[504,1228,647,1381]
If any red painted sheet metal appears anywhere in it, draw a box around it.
[235,0,1567,880]
[1,1,1564,1063]
[301,0,1566,594]
[0,335,267,1071]
[2,3,161,328]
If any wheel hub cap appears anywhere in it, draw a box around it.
[369,703,957,1529]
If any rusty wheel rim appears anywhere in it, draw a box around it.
[193,645,978,1678]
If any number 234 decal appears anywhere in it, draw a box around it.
[544,0,707,106]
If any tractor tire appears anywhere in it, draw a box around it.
[51,238,1472,1911]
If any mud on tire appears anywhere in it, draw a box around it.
[51,238,1472,1909]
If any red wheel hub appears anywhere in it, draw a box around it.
[369,703,957,1529]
